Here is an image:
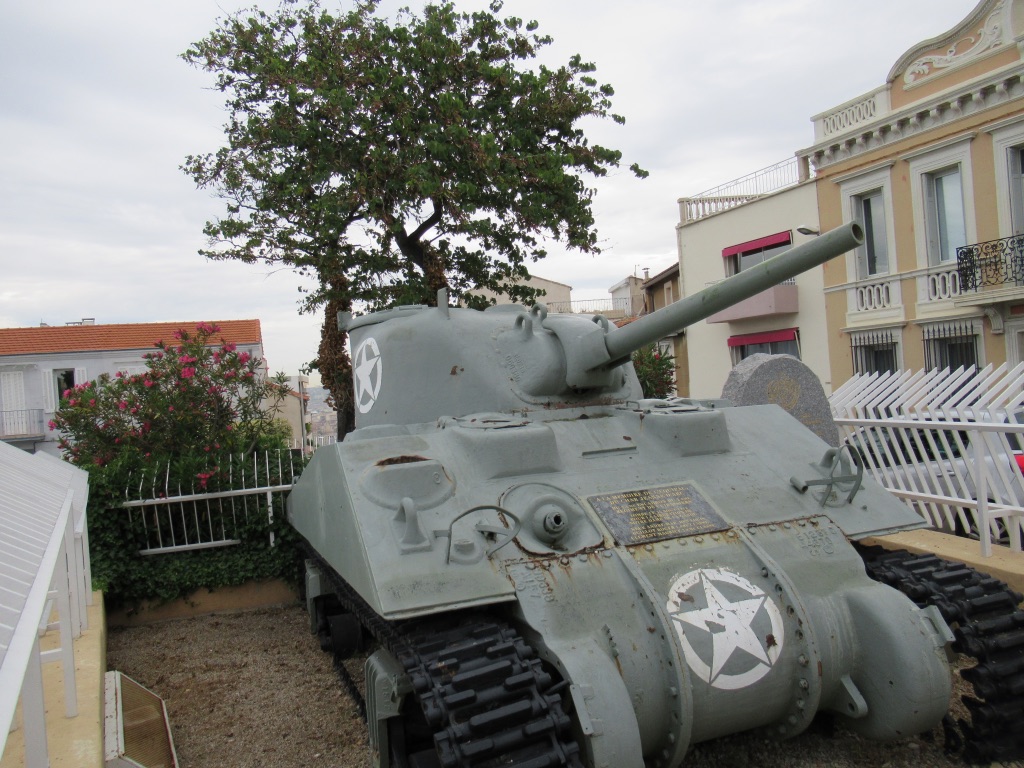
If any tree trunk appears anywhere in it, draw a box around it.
[318,282,355,440]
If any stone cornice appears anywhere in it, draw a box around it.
[800,63,1024,172]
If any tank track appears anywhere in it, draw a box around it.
[302,546,583,768]
[857,545,1024,763]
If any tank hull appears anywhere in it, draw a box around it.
[289,401,952,767]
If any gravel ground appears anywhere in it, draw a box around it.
[106,603,1017,768]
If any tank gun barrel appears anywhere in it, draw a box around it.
[598,222,863,368]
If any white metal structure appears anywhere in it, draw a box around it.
[0,442,91,768]
[121,450,300,554]
[830,364,1024,556]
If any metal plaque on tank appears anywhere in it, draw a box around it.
[588,483,729,545]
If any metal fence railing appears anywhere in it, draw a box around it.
[678,157,808,224]
[0,408,44,439]
[830,364,1024,556]
[121,450,302,554]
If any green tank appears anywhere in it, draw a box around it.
[287,222,1006,767]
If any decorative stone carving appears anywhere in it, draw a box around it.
[904,0,1009,86]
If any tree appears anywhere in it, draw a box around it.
[632,343,675,399]
[181,0,646,425]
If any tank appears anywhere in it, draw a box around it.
[288,222,959,768]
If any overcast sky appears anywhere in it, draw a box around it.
[1,0,974,384]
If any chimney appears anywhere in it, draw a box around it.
[82,318,96,325]
[643,268,650,280]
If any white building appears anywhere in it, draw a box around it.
[0,319,265,455]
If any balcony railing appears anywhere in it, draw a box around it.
[923,264,962,301]
[545,297,640,316]
[957,235,1024,291]
[0,408,44,439]
[678,157,810,224]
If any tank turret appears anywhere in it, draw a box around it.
[342,222,862,427]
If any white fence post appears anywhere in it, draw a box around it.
[830,364,1024,556]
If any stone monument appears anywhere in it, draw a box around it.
[720,353,839,447]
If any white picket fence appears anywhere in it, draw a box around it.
[121,450,302,554]
[830,364,1024,556]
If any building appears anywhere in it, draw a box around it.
[607,274,648,319]
[276,375,311,454]
[800,0,1024,381]
[637,262,688,396]
[0,319,264,454]
[467,274,572,310]
[676,159,828,396]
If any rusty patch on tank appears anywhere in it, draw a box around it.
[376,455,428,466]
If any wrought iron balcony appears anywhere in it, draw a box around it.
[957,235,1024,291]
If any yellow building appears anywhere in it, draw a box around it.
[799,0,1024,381]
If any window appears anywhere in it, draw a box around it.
[1009,146,1024,235]
[988,119,1024,237]
[839,165,895,285]
[854,190,889,278]
[728,328,800,365]
[906,138,975,270]
[924,165,967,264]
[922,320,980,371]
[43,367,88,412]
[850,328,900,375]
[722,232,792,277]
[664,282,674,305]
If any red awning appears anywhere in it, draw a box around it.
[722,231,791,258]
[727,328,798,348]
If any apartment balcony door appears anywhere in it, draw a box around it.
[0,372,28,436]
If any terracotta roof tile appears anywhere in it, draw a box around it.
[0,320,263,356]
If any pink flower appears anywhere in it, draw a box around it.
[168,406,175,412]
[118,401,127,410]
[238,352,250,364]
[89,398,96,406]
[182,367,196,379]
[47,420,56,430]
[144,380,154,388]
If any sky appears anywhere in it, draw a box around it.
[1,0,976,384]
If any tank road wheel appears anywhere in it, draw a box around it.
[858,545,1024,763]
[389,616,584,768]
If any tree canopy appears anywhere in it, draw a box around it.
[182,0,645,425]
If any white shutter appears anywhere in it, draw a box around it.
[42,369,55,412]
[74,367,88,386]
[1010,148,1024,236]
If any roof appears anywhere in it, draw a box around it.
[642,262,680,288]
[0,320,263,357]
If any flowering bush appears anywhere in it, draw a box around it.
[632,343,676,399]
[50,323,299,607]
[51,322,290,474]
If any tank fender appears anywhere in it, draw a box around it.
[544,635,645,768]
[833,584,952,739]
